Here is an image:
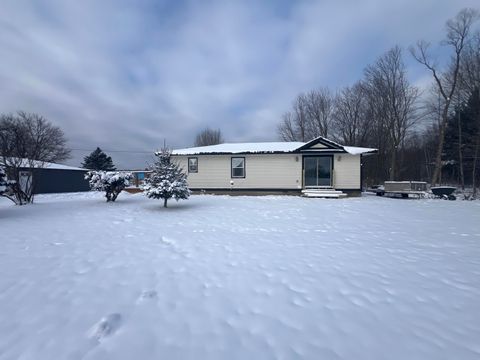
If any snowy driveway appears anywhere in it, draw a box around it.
[1,193,480,360]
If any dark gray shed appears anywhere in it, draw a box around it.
[18,162,90,194]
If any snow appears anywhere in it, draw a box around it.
[142,150,190,204]
[172,142,305,155]
[2,158,87,171]
[343,146,378,155]
[1,193,479,360]
[172,141,376,155]
[41,162,87,171]
[85,171,133,202]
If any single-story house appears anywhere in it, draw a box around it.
[15,161,90,194]
[171,136,377,197]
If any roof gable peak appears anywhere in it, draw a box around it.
[296,136,344,151]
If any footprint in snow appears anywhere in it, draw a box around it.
[160,236,193,258]
[160,236,175,245]
[87,313,122,342]
[137,290,158,303]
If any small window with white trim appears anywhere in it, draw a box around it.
[231,157,245,178]
[188,157,198,173]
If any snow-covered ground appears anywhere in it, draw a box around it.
[1,193,479,360]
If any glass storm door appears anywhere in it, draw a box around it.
[303,157,332,187]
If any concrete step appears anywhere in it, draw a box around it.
[301,189,347,198]
[303,193,347,198]
[302,189,343,193]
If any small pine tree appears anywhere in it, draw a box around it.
[143,149,190,208]
[0,167,9,195]
[0,167,7,195]
[85,171,133,202]
[0,167,16,203]
[82,147,116,171]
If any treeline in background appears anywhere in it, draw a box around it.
[277,8,480,196]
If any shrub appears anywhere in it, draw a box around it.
[85,171,133,202]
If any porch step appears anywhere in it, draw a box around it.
[301,189,347,198]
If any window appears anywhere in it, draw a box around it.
[188,157,198,173]
[231,157,245,178]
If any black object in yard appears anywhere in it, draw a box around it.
[431,186,456,200]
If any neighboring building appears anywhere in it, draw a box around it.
[171,136,377,197]
[16,161,90,194]
[122,170,153,193]
[128,170,152,188]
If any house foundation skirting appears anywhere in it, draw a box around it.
[189,188,362,197]
[189,188,302,196]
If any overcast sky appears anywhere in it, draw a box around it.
[1,0,479,169]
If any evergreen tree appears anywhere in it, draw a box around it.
[0,167,16,203]
[444,90,480,186]
[82,147,116,170]
[0,167,9,195]
[142,149,190,208]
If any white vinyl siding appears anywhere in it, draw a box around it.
[172,153,361,190]
[333,154,361,189]
[310,143,327,149]
[173,154,302,189]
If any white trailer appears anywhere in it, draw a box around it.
[376,181,427,198]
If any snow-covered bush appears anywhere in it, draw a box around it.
[143,149,190,208]
[0,167,7,194]
[0,167,16,202]
[85,171,133,202]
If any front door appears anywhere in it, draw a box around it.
[304,156,332,188]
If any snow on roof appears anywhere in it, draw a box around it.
[41,162,87,171]
[172,138,377,156]
[343,146,378,155]
[3,158,87,171]
[172,142,305,155]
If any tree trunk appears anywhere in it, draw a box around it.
[424,147,431,182]
[457,111,465,190]
[163,198,168,208]
[472,134,480,198]
[431,106,450,186]
[389,147,397,181]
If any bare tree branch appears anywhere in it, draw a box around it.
[0,111,71,204]
[194,128,224,147]
[410,8,479,185]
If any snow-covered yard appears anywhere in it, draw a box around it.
[1,193,479,360]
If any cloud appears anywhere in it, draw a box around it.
[0,0,478,168]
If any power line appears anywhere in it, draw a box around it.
[70,148,154,154]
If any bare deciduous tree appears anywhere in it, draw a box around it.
[277,111,298,141]
[0,111,71,204]
[459,30,480,196]
[364,46,420,180]
[410,8,479,185]
[332,81,372,146]
[194,128,224,147]
[278,88,335,142]
[304,88,335,138]
[278,95,307,141]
